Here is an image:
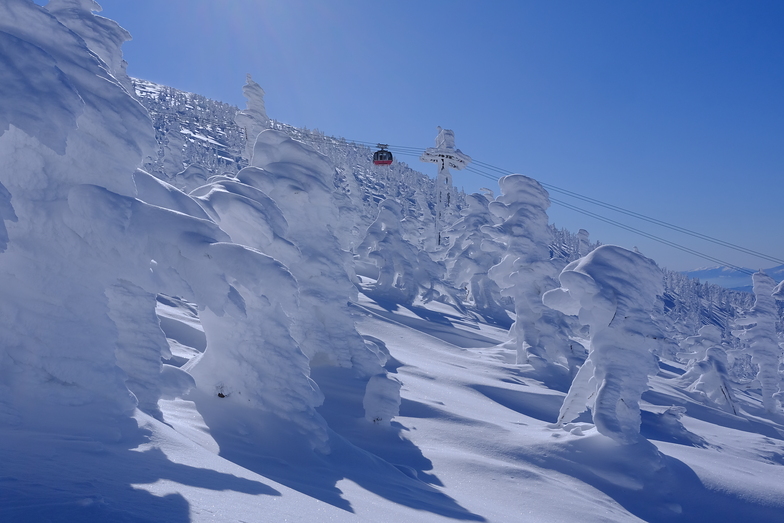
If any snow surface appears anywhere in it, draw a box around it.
[5,289,784,522]
[3,1,784,522]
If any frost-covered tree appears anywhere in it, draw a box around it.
[444,192,508,324]
[483,175,559,364]
[358,198,445,306]
[234,74,269,161]
[659,268,755,345]
[0,3,336,451]
[235,130,401,425]
[45,0,134,94]
[577,229,591,256]
[676,325,738,415]
[134,79,246,182]
[543,245,665,444]
[68,175,334,447]
[402,189,438,252]
[678,325,724,364]
[0,0,156,435]
[680,347,739,415]
[733,271,782,413]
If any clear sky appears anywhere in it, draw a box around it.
[46,0,784,271]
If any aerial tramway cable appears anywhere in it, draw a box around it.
[303,134,779,271]
[464,164,758,275]
[468,160,784,266]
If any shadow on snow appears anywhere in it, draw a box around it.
[0,417,278,523]
[190,384,486,522]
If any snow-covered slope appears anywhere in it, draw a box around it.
[2,2,784,522]
[5,289,784,522]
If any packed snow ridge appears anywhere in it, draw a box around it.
[2,1,784,522]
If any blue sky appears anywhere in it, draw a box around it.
[51,0,784,271]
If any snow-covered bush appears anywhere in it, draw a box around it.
[543,245,665,444]
[733,271,782,413]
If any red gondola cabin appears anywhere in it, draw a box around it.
[373,144,393,165]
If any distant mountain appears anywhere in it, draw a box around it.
[683,264,784,292]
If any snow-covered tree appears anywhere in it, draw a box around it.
[543,245,665,444]
[678,325,724,363]
[483,174,559,364]
[236,130,401,425]
[234,74,269,161]
[733,271,782,413]
[675,324,738,414]
[577,228,591,256]
[680,347,739,415]
[358,198,445,306]
[444,192,509,324]
[45,0,135,94]
[0,0,156,435]
[133,79,246,183]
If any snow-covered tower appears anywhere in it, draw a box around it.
[420,127,471,246]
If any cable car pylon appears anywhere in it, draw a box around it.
[420,127,471,246]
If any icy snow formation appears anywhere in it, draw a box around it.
[239,129,401,423]
[444,191,509,324]
[733,271,782,413]
[544,245,665,444]
[234,74,269,161]
[357,198,446,306]
[0,0,156,435]
[0,0,333,449]
[481,174,574,367]
[678,324,724,363]
[45,0,134,94]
